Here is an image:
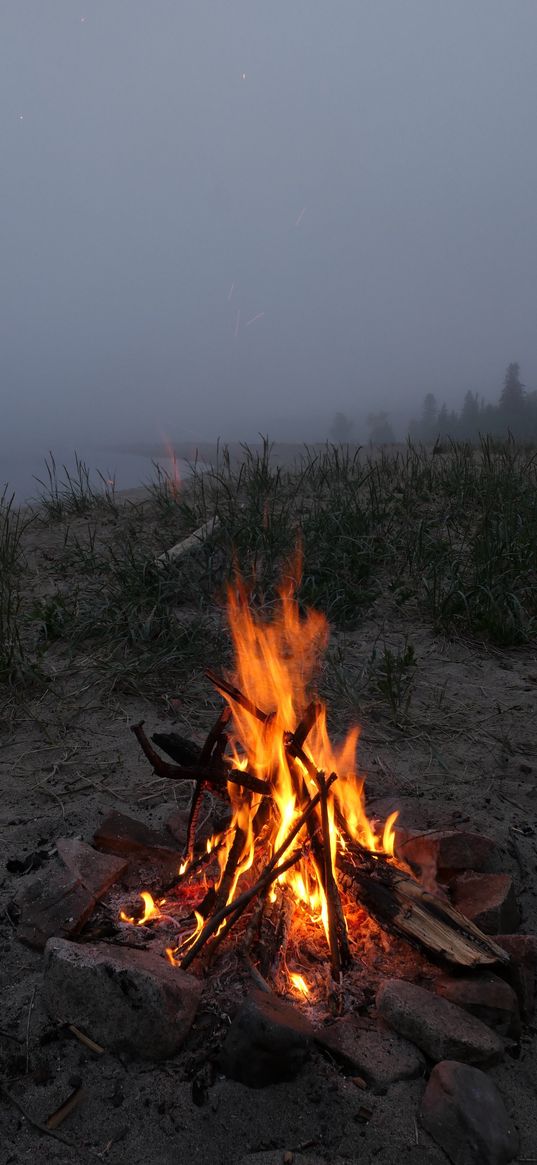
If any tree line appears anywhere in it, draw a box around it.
[410,362,537,443]
[330,363,537,445]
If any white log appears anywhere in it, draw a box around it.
[155,515,220,568]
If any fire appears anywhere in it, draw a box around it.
[122,564,399,976]
[289,972,310,998]
[120,891,163,926]
[218,572,396,941]
[160,435,181,498]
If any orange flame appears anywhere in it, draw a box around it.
[121,564,399,965]
[120,891,163,926]
[290,972,310,997]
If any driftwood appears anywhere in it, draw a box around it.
[155,515,220,568]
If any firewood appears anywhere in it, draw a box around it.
[337,849,510,969]
[130,722,269,797]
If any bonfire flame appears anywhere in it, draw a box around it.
[121,569,398,982]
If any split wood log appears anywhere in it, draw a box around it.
[337,846,510,969]
[155,515,220,568]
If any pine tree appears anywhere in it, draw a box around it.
[420,393,438,440]
[499,362,525,434]
[367,411,395,444]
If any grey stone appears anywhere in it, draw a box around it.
[434,972,520,1038]
[43,937,202,1060]
[377,979,504,1065]
[421,1060,519,1164]
[219,989,315,1087]
[318,1015,425,1088]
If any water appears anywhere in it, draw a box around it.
[0,446,203,505]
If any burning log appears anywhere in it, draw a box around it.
[180,777,336,970]
[317,771,348,978]
[337,841,509,970]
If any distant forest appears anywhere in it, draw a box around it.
[332,363,537,445]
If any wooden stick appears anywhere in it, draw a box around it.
[212,826,246,915]
[155,515,220,568]
[130,722,269,796]
[317,772,344,977]
[289,700,322,750]
[201,848,305,961]
[181,780,335,969]
[46,1086,85,1130]
[67,1025,105,1055]
[181,848,304,969]
[206,670,268,724]
[182,706,231,861]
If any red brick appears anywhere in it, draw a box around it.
[396,830,495,877]
[56,838,127,897]
[93,811,180,863]
[451,872,519,934]
[434,973,520,1038]
[495,934,537,1019]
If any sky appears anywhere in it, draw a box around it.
[2,0,537,464]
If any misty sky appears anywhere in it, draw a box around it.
[2,0,537,455]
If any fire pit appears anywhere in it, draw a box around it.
[115,573,507,1002]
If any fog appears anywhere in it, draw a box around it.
[2,0,537,492]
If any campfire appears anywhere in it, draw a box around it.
[126,569,506,1000]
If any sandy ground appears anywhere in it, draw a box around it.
[1,520,537,1164]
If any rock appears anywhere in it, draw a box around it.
[219,989,315,1087]
[43,937,201,1059]
[56,838,127,896]
[376,979,504,1065]
[420,1060,519,1164]
[496,934,537,1018]
[451,873,519,934]
[396,830,495,879]
[14,868,96,950]
[93,811,180,864]
[318,1014,425,1088]
[434,973,520,1038]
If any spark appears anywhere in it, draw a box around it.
[245,312,264,327]
[295,206,307,228]
[234,308,241,338]
[227,282,235,301]
[241,73,247,81]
